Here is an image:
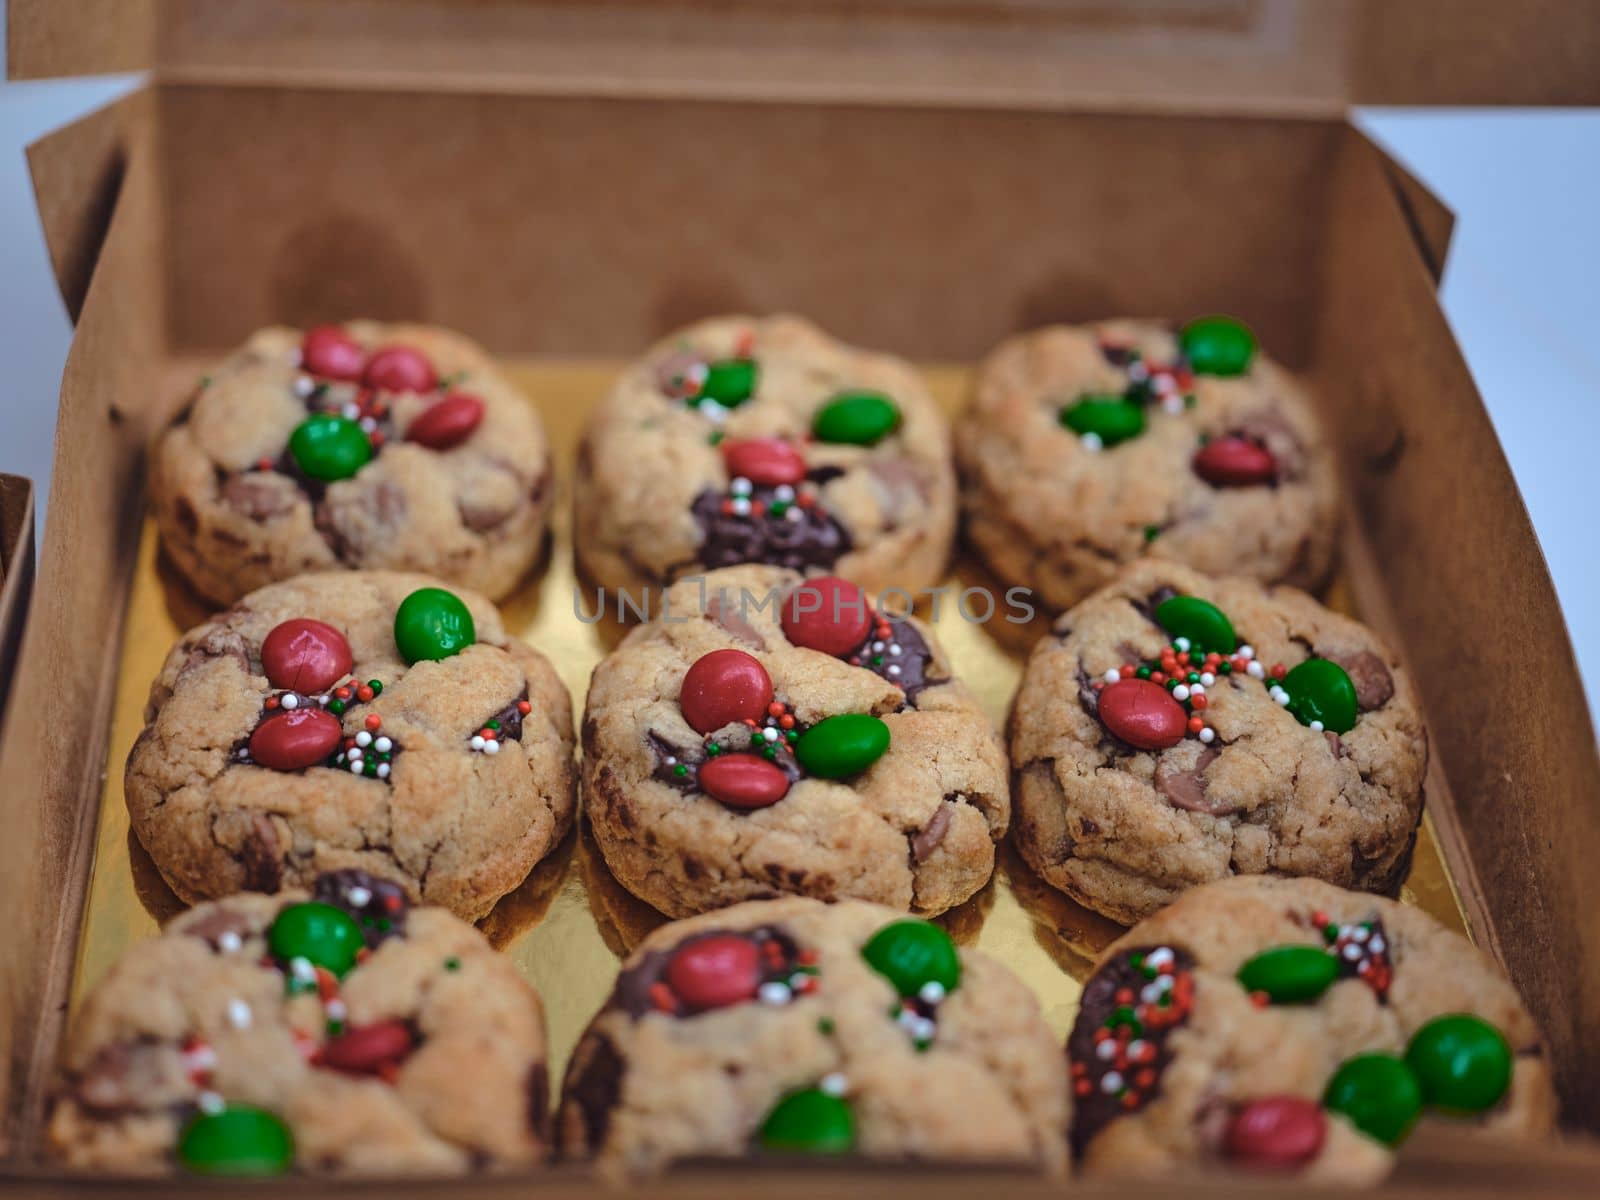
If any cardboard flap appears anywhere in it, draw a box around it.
[11,0,1600,109]
[24,93,146,322]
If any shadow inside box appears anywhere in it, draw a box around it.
[155,539,222,631]
[127,827,189,926]
[999,839,1126,983]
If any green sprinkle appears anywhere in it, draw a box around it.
[1143,524,1161,543]
[707,742,721,756]
[673,763,688,778]
[325,1019,345,1036]
[708,430,726,446]
[199,375,213,389]
[444,956,461,972]
[328,699,346,715]
[368,680,383,694]
[1136,666,1152,679]
[376,918,391,932]
[1184,393,1197,409]
[487,719,501,731]
[818,1017,836,1035]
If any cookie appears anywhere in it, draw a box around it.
[152,322,551,606]
[957,317,1338,612]
[125,571,576,921]
[581,565,1009,917]
[1066,876,1556,1181]
[556,897,1067,1176]
[48,872,550,1174]
[574,314,956,600]
[1010,561,1426,924]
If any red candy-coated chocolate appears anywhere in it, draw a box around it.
[697,753,791,809]
[260,618,353,694]
[317,1019,415,1074]
[1192,435,1277,487]
[720,437,806,487]
[406,393,484,449]
[300,325,366,381]
[780,576,872,658]
[362,345,438,394]
[679,649,773,734]
[1097,679,1188,750]
[1224,1096,1326,1168]
[664,934,763,1011]
[248,708,343,771]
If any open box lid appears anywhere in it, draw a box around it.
[10,0,1600,113]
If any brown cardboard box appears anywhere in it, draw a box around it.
[3,1,1599,1193]
[0,474,35,717]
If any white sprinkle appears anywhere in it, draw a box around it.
[347,886,372,906]
[820,1073,849,1097]
[289,956,315,981]
[377,763,390,779]
[375,737,392,753]
[1153,374,1176,395]
[1239,645,1255,661]
[237,748,251,761]
[1368,935,1386,954]
[347,747,362,761]
[1343,944,1363,962]
[1172,685,1190,702]
[912,1017,937,1040]
[359,416,377,433]
[1309,720,1325,732]
[1352,926,1370,943]
[887,665,901,677]
[1103,668,1121,684]
[1096,1039,1118,1060]
[1146,948,1175,969]
[355,730,372,748]
[227,999,252,1029]
[1101,1071,1125,1094]
[1127,1040,1148,1060]
[281,693,299,710]
[1200,672,1215,686]
[871,641,886,653]
[786,507,803,523]
[762,727,779,743]
[217,930,243,954]
[1162,394,1185,415]
[198,1091,226,1115]
[664,756,677,766]
[1173,637,1191,652]
[1274,692,1290,707]
[774,485,796,502]
[731,497,752,517]
[1198,727,1216,743]
[326,999,348,1021]
[341,402,361,420]
[1247,661,1265,679]
[349,760,364,774]
[317,694,329,706]
[687,363,710,386]
[918,981,946,1005]
[888,644,902,657]
[471,735,486,751]
[1081,432,1104,453]
[699,399,729,423]
[294,374,315,398]
[1128,363,1149,382]
[898,1009,920,1030]
[730,476,753,496]
[758,982,792,1006]
[484,739,500,755]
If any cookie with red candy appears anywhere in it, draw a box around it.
[151,321,551,606]
[48,872,551,1175]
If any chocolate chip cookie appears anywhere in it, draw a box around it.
[556,897,1067,1177]
[48,872,550,1174]
[574,314,956,600]
[581,565,1008,918]
[957,317,1338,612]
[153,322,551,606]
[125,571,576,921]
[1066,876,1556,1181]
[1010,561,1426,924]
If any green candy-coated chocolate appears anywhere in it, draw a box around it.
[393,586,476,664]
[1180,315,1257,377]
[1154,594,1237,653]
[699,358,758,407]
[1283,658,1359,734]
[794,713,890,779]
[812,390,901,446]
[1323,1053,1423,1146]
[1405,1014,1512,1114]
[1237,945,1339,1004]
[177,1106,294,1176]
[759,1088,856,1154]
[861,919,961,997]
[1059,395,1145,446]
[266,901,364,977]
[287,414,372,482]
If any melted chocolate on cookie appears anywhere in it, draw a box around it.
[691,486,850,574]
[843,616,939,706]
[605,926,810,1019]
[313,869,409,947]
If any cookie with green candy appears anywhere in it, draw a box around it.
[1066,876,1556,1182]
[574,313,958,603]
[1012,560,1427,924]
[126,570,576,923]
[555,897,1068,1179]
[958,316,1337,613]
[47,874,552,1175]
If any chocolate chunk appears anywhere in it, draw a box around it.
[560,1034,625,1155]
[866,458,928,528]
[73,1041,191,1114]
[526,1060,551,1138]
[177,626,250,681]
[690,486,849,574]
[239,813,283,892]
[1099,341,1136,367]
[706,592,766,649]
[1076,662,1099,717]
[182,906,253,951]
[221,472,299,521]
[315,480,408,563]
[1068,945,1195,1157]
[911,803,954,863]
[312,869,409,946]
[1324,649,1394,711]
[1325,730,1348,758]
[1153,747,1226,814]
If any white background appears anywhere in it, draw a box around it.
[0,51,1593,723]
